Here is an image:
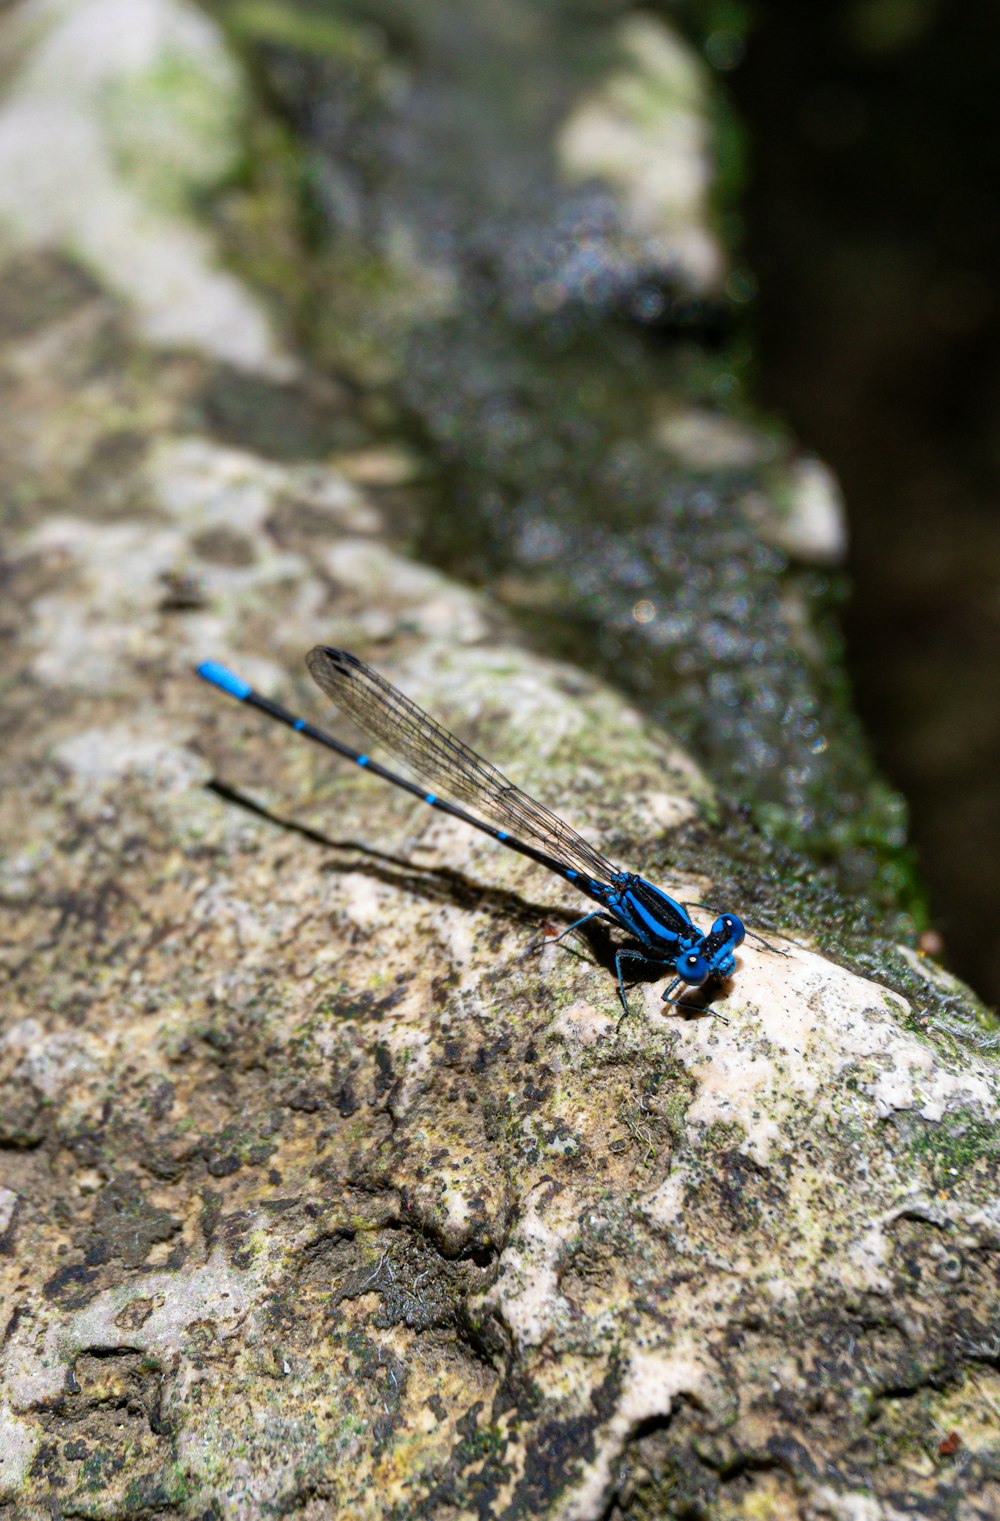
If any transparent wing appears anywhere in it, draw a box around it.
[305,647,619,884]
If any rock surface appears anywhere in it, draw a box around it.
[0,3,997,1518]
[0,0,289,372]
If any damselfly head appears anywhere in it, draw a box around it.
[711,913,745,947]
[675,925,741,987]
[675,948,710,986]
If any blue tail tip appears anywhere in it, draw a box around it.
[197,660,252,701]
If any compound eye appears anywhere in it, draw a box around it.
[678,951,709,986]
[712,913,745,947]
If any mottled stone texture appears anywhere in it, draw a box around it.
[1,4,998,1520]
[0,245,997,1520]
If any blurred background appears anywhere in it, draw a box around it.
[198,0,999,1004]
[731,0,1000,1009]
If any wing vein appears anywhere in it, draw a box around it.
[305,647,619,883]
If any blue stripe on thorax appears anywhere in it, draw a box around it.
[612,898,677,952]
[604,876,698,953]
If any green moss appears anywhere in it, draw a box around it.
[703,1118,747,1150]
[909,1110,1000,1192]
[103,48,246,212]
[226,0,381,61]
[309,245,457,384]
[121,1469,191,1513]
[151,1463,202,1509]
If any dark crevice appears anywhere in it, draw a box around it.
[71,1342,147,1360]
[728,0,1000,1006]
